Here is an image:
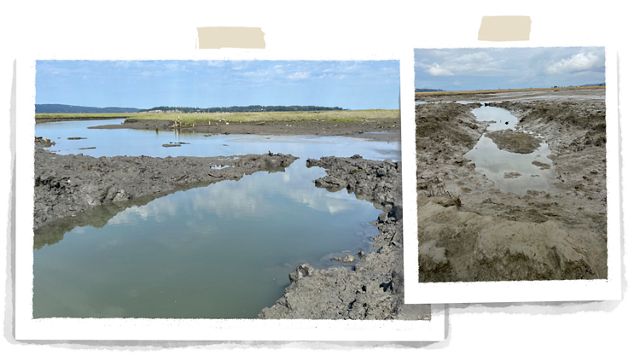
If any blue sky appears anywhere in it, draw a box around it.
[415,47,605,90]
[36,60,399,109]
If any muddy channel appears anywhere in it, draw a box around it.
[416,88,607,282]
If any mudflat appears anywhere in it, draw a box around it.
[416,88,607,282]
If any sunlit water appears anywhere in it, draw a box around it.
[464,106,555,194]
[34,119,399,318]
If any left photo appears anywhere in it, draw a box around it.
[30,59,427,321]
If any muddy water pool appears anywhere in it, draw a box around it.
[464,106,556,194]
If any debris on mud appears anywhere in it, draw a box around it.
[532,160,552,170]
[35,136,55,147]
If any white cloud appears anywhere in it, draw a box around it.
[287,71,310,80]
[426,63,453,76]
[417,51,503,77]
[546,52,603,74]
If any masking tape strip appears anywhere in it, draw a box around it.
[478,16,531,41]
[197,27,265,49]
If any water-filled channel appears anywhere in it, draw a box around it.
[464,106,555,194]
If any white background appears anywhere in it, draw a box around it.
[1,0,639,359]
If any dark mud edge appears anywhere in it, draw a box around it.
[259,155,431,320]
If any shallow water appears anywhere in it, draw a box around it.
[33,119,398,318]
[37,119,399,159]
[464,106,555,194]
[471,106,518,131]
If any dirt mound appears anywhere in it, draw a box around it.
[416,102,482,149]
[418,202,605,282]
[486,130,541,154]
[415,103,485,195]
[498,100,606,151]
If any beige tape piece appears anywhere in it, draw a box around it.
[197,27,265,49]
[478,16,531,41]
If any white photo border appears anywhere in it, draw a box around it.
[14,55,444,341]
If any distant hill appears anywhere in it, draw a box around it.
[36,104,141,113]
[415,88,444,93]
[144,105,344,113]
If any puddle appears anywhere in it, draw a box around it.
[464,106,555,195]
[33,119,398,318]
[471,106,518,131]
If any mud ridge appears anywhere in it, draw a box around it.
[34,137,297,231]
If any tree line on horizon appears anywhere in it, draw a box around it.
[145,105,344,113]
[36,103,345,114]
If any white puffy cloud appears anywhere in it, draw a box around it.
[418,51,502,77]
[426,63,453,76]
[287,71,310,80]
[546,52,603,74]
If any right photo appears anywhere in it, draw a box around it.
[414,47,608,283]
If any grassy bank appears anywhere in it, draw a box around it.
[35,109,399,125]
[125,109,399,125]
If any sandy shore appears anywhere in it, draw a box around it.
[416,88,607,282]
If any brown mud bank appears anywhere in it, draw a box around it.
[416,91,607,282]
[90,119,400,141]
[260,156,430,320]
[34,138,297,235]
